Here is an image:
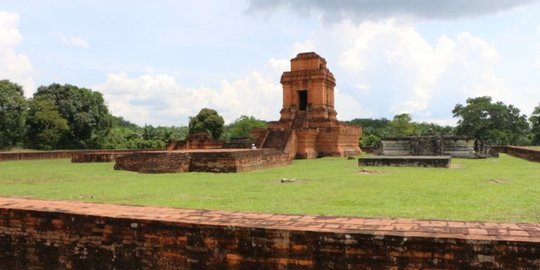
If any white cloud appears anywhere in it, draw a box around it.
[265,57,289,76]
[56,33,89,48]
[536,24,540,68]
[293,40,316,54]
[0,11,34,95]
[94,67,282,126]
[337,20,457,113]
[335,87,368,120]
[288,19,509,123]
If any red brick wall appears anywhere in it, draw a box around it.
[295,129,318,159]
[0,149,155,162]
[115,149,291,173]
[0,150,74,161]
[189,149,291,172]
[114,151,191,173]
[1,198,539,269]
[498,146,540,162]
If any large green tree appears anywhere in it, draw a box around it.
[188,108,224,140]
[348,118,391,147]
[349,116,455,147]
[416,122,455,136]
[223,115,267,140]
[102,116,190,150]
[0,80,27,149]
[33,83,113,148]
[388,113,417,136]
[530,104,540,145]
[452,96,530,145]
[25,97,70,150]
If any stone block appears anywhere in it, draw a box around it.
[358,156,451,168]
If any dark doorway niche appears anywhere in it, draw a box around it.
[298,90,307,111]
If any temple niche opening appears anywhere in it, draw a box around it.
[254,52,363,159]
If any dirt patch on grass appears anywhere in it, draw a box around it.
[358,168,384,175]
[274,178,307,184]
[449,163,463,169]
[489,178,509,184]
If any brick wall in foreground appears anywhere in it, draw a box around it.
[0,198,539,269]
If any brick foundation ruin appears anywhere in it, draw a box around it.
[166,133,224,150]
[363,136,497,168]
[359,156,452,168]
[376,136,497,158]
[115,149,291,173]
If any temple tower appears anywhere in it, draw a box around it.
[279,52,337,121]
[258,52,362,159]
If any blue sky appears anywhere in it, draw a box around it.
[1,0,540,126]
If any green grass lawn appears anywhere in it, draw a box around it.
[0,154,539,223]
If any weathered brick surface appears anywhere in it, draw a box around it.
[115,151,192,173]
[358,156,452,168]
[0,198,539,270]
[71,150,139,163]
[167,133,224,150]
[496,146,540,162]
[189,149,291,173]
[0,150,153,162]
[377,136,499,159]
[115,149,291,173]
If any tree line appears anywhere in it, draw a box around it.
[1,79,539,150]
[0,80,266,150]
[349,96,540,147]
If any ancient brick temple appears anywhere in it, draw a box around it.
[256,52,362,158]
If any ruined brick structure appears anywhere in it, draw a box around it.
[376,136,498,158]
[73,53,361,173]
[115,149,291,173]
[166,133,224,150]
[359,155,452,168]
[257,52,362,159]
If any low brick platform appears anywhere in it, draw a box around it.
[0,197,538,269]
[115,149,291,173]
[359,155,451,168]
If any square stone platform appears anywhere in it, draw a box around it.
[114,149,291,173]
[358,155,451,168]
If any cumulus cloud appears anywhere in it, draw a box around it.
[0,11,34,95]
[536,24,540,68]
[293,40,316,54]
[94,60,283,126]
[288,19,510,122]
[247,0,538,22]
[56,33,89,48]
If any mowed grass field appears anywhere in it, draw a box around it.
[0,154,539,223]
